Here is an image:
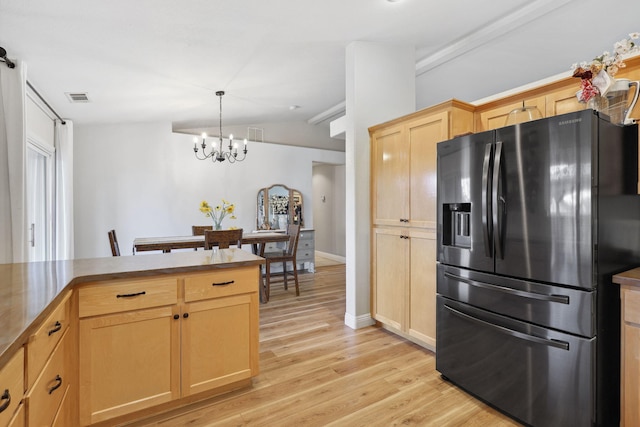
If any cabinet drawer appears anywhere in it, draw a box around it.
[26,329,68,427]
[299,231,314,241]
[50,376,71,427]
[26,291,71,388]
[624,288,640,325]
[297,239,314,251]
[7,402,24,427]
[0,347,24,426]
[296,249,314,262]
[79,277,178,317]
[184,268,258,302]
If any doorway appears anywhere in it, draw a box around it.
[26,138,54,261]
[312,163,346,263]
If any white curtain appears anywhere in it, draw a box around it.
[54,119,74,260]
[0,60,27,264]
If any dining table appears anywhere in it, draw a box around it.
[132,231,290,256]
[132,231,292,303]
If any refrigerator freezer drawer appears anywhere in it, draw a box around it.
[437,264,594,337]
[436,296,595,427]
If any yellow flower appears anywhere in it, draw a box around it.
[199,199,237,229]
[199,200,212,215]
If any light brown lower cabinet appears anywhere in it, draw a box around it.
[26,329,71,427]
[79,305,180,425]
[372,227,437,349]
[6,404,24,427]
[0,348,24,427]
[78,267,260,426]
[621,284,640,426]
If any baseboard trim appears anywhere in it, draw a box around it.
[344,312,375,330]
[315,251,346,263]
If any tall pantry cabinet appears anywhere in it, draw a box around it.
[369,100,474,350]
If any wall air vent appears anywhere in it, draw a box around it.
[65,92,90,103]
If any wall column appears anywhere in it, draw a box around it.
[344,41,415,328]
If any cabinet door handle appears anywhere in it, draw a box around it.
[116,291,146,298]
[173,314,180,320]
[48,321,62,336]
[211,280,234,287]
[0,389,10,413]
[48,375,62,394]
[183,313,189,318]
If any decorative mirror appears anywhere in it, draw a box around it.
[257,184,304,230]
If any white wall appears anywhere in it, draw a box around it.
[73,121,344,259]
[344,42,415,329]
[312,163,345,257]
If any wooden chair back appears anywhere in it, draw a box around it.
[108,229,120,256]
[284,224,301,257]
[263,224,302,301]
[204,229,244,249]
[192,225,213,236]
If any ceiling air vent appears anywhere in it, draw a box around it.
[65,92,90,103]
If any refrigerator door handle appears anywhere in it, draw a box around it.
[443,271,570,304]
[443,303,570,351]
[482,143,493,257]
[492,141,504,259]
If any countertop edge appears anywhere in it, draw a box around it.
[613,267,640,288]
[0,253,264,366]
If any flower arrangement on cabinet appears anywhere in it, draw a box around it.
[199,199,237,230]
[571,32,640,102]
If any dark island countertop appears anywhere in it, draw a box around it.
[0,248,264,366]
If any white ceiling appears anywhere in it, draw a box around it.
[1,0,639,146]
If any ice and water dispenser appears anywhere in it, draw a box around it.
[442,203,471,249]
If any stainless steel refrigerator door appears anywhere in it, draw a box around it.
[436,296,595,427]
[494,111,595,289]
[437,264,595,337]
[437,130,495,273]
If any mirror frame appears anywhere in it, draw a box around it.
[257,184,304,230]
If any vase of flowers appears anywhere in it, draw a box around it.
[199,199,236,230]
[571,33,640,120]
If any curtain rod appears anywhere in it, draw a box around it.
[1,47,66,125]
[26,81,66,125]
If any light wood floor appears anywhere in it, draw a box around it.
[128,265,520,427]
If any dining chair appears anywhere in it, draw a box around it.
[192,225,213,250]
[263,224,300,301]
[192,225,213,236]
[108,229,120,256]
[204,228,244,249]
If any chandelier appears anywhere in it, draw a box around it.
[193,91,248,163]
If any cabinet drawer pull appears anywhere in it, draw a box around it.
[48,375,62,394]
[211,280,234,287]
[116,291,146,298]
[0,389,10,413]
[48,320,62,336]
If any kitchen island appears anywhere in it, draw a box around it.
[613,268,640,427]
[0,249,264,426]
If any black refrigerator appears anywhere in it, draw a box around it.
[436,109,640,426]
